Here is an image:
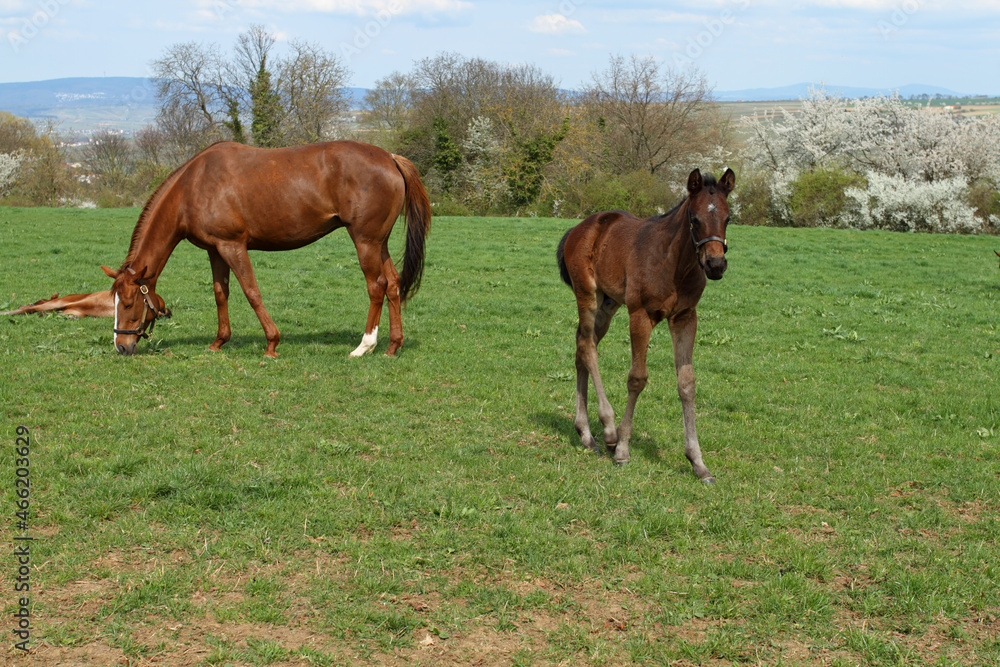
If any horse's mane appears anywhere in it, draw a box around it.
[117,153,202,272]
[659,172,719,221]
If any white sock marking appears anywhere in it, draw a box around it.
[112,292,119,350]
[349,326,378,357]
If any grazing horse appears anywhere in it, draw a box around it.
[106,140,431,357]
[556,168,735,481]
[2,284,169,321]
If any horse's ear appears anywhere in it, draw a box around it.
[687,169,703,194]
[719,168,736,194]
[100,265,118,279]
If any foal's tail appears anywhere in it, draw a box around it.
[556,227,573,288]
[391,153,432,302]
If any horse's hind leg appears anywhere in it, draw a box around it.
[380,241,404,356]
[215,242,281,357]
[350,240,389,357]
[207,248,232,351]
[573,293,618,453]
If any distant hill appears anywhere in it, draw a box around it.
[0,77,369,133]
[714,82,969,102]
[0,77,982,133]
[0,77,160,132]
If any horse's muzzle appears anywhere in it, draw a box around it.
[703,255,727,280]
[116,341,137,356]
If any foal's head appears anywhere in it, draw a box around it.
[686,168,735,280]
[102,265,170,355]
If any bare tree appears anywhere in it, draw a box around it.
[585,55,716,175]
[278,39,351,144]
[363,71,414,131]
[135,125,167,166]
[86,131,134,193]
[150,41,227,128]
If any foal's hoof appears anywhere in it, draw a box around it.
[701,476,716,485]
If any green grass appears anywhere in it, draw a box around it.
[2,206,1000,665]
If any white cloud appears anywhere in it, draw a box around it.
[529,13,586,35]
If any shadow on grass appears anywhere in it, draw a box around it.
[141,329,423,355]
[529,409,665,465]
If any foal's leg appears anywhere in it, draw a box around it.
[614,307,654,465]
[214,242,281,357]
[207,248,232,351]
[573,292,618,453]
[669,310,714,482]
[350,240,388,357]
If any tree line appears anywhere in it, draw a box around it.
[0,26,730,217]
[3,26,997,232]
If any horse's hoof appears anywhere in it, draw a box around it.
[701,476,716,485]
[613,458,629,466]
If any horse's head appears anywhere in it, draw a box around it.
[102,265,170,355]
[686,167,735,281]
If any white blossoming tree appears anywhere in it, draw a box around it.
[0,151,24,197]
[741,88,1000,233]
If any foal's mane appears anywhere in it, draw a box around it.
[659,172,719,221]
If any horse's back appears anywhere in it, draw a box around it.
[170,141,406,250]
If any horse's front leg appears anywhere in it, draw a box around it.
[669,310,714,482]
[207,248,232,351]
[215,242,281,357]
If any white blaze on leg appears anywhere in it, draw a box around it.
[112,292,119,350]
[349,326,378,357]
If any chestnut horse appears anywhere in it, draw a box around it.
[106,140,430,357]
[556,168,735,481]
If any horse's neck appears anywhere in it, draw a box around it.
[129,209,183,282]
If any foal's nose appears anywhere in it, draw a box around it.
[705,255,727,280]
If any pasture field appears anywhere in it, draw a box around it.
[2,206,1000,666]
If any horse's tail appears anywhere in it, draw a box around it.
[391,153,432,302]
[556,227,573,288]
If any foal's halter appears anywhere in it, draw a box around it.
[688,206,728,253]
[112,274,163,340]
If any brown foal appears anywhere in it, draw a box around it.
[557,168,735,481]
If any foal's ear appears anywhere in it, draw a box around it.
[100,265,118,279]
[719,168,736,194]
[687,168,703,194]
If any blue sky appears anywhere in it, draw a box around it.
[2,0,999,94]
